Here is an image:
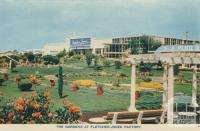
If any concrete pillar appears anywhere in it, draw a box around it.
[129,62,137,111]
[167,64,174,124]
[191,65,198,107]
[162,64,168,110]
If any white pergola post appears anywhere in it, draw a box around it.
[9,60,12,69]
[162,64,168,110]
[167,64,174,124]
[129,61,137,111]
[191,65,198,107]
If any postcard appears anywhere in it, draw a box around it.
[0,0,200,131]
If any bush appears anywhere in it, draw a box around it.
[85,51,94,66]
[43,55,59,65]
[115,61,122,69]
[18,83,32,91]
[0,92,81,124]
[54,103,80,124]
[0,92,53,124]
[0,79,4,86]
[103,60,111,67]
[142,77,152,82]
[73,80,96,87]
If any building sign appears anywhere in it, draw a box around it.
[70,38,91,49]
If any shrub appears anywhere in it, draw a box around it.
[0,79,4,86]
[73,80,96,87]
[103,60,111,67]
[142,77,152,82]
[54,103,80,124]
[43,55,59,65]
[0,92,81,124]
[18,83,32,91]
[85,51,94,66]
[115,61,122,69]
[0,92,53,124]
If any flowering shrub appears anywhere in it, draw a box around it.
[54,103,81,124]
[139,82,162,90]
[0,91,81,124]
[50,80,55,87]
[29,75,37,84]
[0,92,53,124]
[73,80,96,87]
[96,84,104,96]
[71,84,79,92]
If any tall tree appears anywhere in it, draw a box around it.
[85,50,94,67]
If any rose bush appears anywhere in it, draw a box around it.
[0,91,81,124]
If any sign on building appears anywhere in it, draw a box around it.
[70,38,91,49]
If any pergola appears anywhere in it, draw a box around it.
[125,52,200,124]
[0,52,19,73]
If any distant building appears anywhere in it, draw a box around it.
[104,35,200,59]
[65,37,111,55]
[22,49,43,55]
[42,42,69,56]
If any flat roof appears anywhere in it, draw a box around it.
[155,44,200,53]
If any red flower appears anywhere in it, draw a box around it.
[8,112,14,119]
[97,88,103,95]
[27,120,35,124]
[31,79,36,84]
[135,91,141,100]
[63,98,67,105]
[48,112,53,118]
[44,103,49,108]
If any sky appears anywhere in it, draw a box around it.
[0,0,200,51]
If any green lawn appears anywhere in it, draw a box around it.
[0,60,199,112]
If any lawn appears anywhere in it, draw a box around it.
[0,60,199,112]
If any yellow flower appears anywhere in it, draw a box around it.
[73,80,96,87]
[16,97,24,105]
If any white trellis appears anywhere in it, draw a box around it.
[126,52,200,124]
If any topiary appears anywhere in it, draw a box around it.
[18,83,32,91]
[58,66,63,98]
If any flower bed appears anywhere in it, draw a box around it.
[0,92,81,124]
[73,80,96,87]
[138,82,162,90]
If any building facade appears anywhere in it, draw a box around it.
[42,42,69,56]
[65,37,111,56]
[104,35,200,59]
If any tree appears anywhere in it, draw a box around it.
[24,52,35,63]
[43,55,59,65]
[58,66,63,98]
[85,51,94,67]
[129,35,162,54]
[57,49,66,58]
[139,61,153,73]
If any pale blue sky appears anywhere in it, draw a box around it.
[0,0,200,51]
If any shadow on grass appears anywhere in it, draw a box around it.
[60,95,68,98]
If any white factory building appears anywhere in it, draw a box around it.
[42,37,111,56]
[42,42,69,56]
